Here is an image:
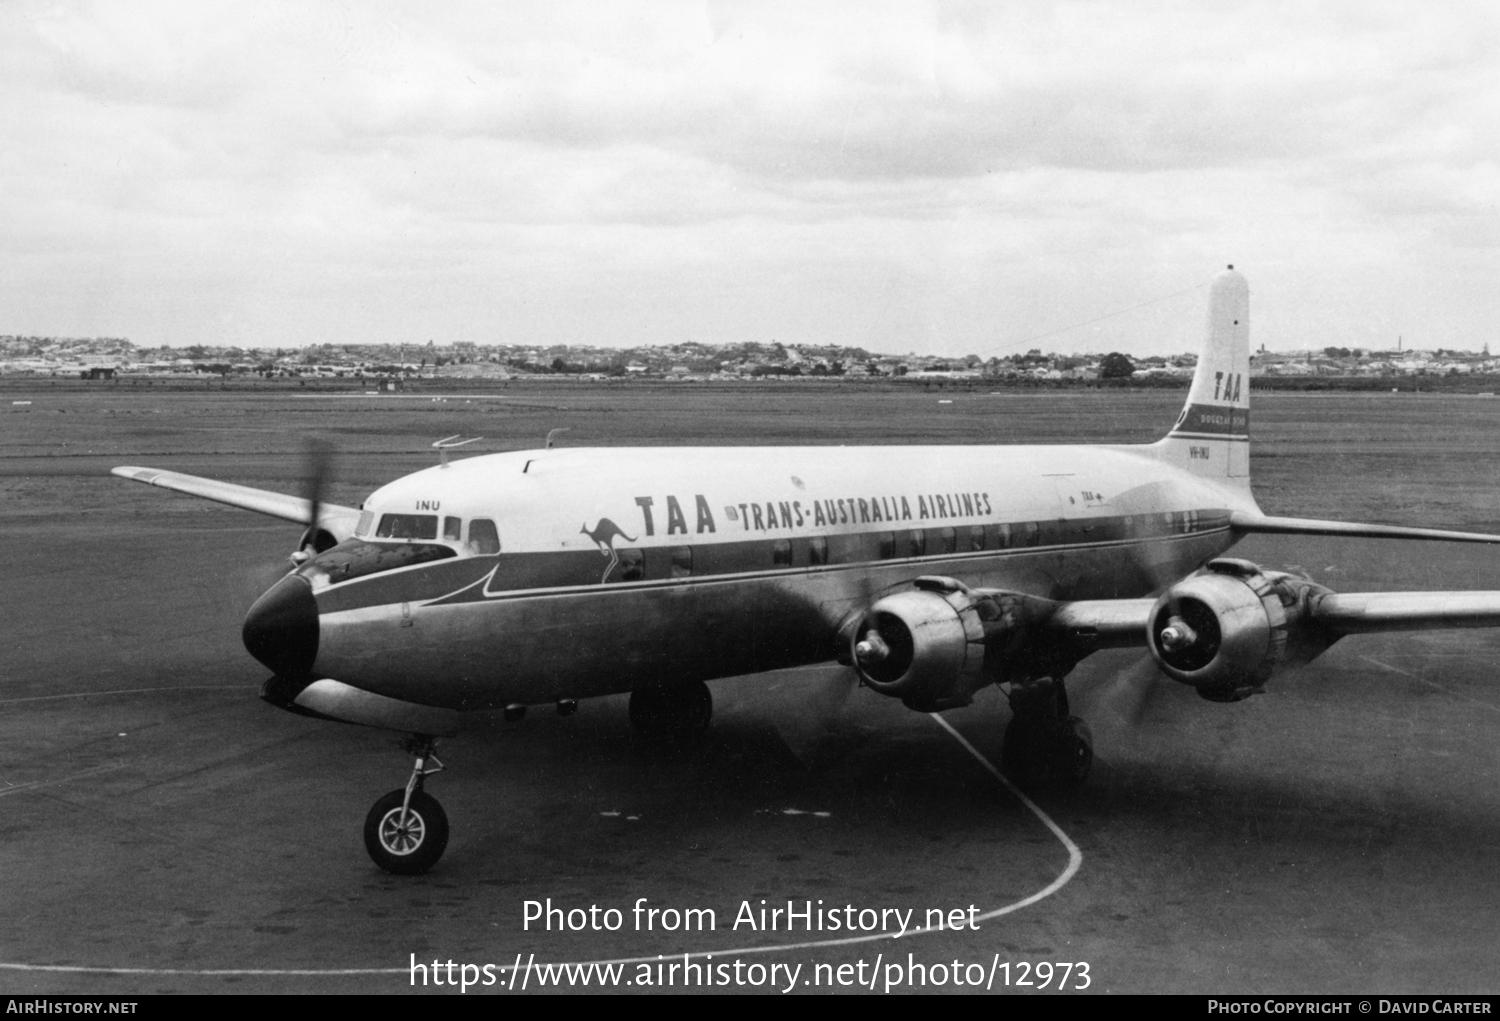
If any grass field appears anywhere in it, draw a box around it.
[6,383,1500,529]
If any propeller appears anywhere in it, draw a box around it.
[1082,654,1167,730]
[294,437,335,561]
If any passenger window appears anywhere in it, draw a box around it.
[772,539,792,567]
[616,547,644,581]
[443,516,462,541]
[907,529,926,557]
[467,518,500,555]
[937,527,957,554]
[968,525,986,551]
[376,513,438,540]
[671,546,692,578]
[808,536,829,566]
[995,523,1012,549]
[1022,522,1040,547]
[878,533,895,559]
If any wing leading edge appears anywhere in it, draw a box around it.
[1047,590,1500,643]
[1230,512,1500,545]
[112,465,360,529]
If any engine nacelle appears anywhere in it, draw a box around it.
[291,512,362,564]
[1147,558,1334,702]
[850,578,989,711]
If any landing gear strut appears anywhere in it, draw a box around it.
[1001,676,1093,788]
[364,735,449,875]
[629,681,712,741]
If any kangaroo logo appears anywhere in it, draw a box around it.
[582,518,638,583]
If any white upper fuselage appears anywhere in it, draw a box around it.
[356,442,1259,559]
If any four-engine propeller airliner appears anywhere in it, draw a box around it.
[115,267,1500,874]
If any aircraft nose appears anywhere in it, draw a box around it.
[243,573,319,679]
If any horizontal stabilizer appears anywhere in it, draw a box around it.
[1230,512,1500,545]
[112,465,359,528]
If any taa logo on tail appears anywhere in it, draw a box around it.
[1213,372,1243,403]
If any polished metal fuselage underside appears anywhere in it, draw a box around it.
[312,528,1239,711]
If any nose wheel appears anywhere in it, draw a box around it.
[364,736,449,875]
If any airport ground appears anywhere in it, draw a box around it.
[2,385,1499,994]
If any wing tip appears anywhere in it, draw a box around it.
[111,466,160,482]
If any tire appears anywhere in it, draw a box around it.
[1052,716,1094,786]
[1003,714,1093,788]
[629,681,712,739]
[364,788,449,875]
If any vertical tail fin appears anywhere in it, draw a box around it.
[1153,266,1251,492]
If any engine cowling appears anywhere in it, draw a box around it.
[850,579,988,711]
[1147,558,1334,702]
[290,511,362,564]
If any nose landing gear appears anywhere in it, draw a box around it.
[364,735,449,875]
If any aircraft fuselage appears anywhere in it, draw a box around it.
[276,443,1255,709]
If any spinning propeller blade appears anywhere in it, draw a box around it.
[300,437,335,552]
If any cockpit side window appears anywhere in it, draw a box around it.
[376,513,438,540]
[443,516,463,541]
[355,510,374,538]
[467,518,500,555]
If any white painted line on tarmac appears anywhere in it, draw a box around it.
[1360,656,1500,716]
[0,710,1083,979]
[0,685,256,706]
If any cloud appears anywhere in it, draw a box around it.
[0,0,1496,353]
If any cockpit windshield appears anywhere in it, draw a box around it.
[357,509,501,559]
[375,513,438,540]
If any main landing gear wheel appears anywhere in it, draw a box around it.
[1001,679,1094,789]
[365,735,448,875]
[1053,716,1094,784]
[629,681,712,740]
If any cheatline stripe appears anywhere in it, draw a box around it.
[0,713,1082,978]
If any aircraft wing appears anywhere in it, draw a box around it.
[1308,592,1500,634]
[1043,591,1500,646]
[1229,512,1500,544]
[112,465,360,528]
[1045,599,1159,648]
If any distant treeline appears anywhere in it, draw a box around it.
[9,373,1500,396]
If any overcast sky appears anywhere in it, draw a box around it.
[1,1,1495,357]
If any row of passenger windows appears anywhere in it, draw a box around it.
[607,524,1034,583]
[604,512,1209,582]
[349,508,1206,571]
[356,511,501,555]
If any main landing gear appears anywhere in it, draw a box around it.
[629,680,712,741]
[1001,675,1093,789]
[364,735,449,875]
